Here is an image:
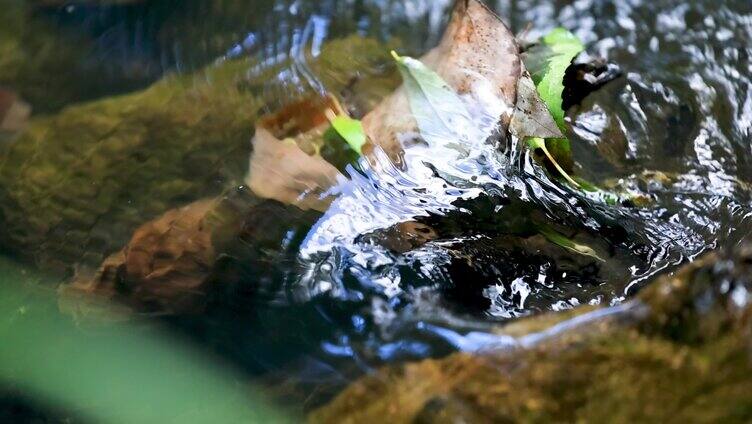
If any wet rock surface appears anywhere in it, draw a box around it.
[0,2,151,114]
[61,197,242,315]
[0,36,395,276]
[310,243,752,423]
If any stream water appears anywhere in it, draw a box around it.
[2,0,752,417]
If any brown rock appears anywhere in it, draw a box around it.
[61,198,242,315]
[0,36,394,275]
[61,94,349,315]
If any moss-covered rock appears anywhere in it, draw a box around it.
[310,244,752,423]
[0,36,396,275]
[0,1,138,113]
[60,92,350,315]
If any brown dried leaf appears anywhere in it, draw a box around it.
[510,69,563,139]
[362,0,559,162]
[246,97,344,212]
[247,127,342,212]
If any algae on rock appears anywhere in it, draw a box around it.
[311,244,752,423]
[0,2,141,113]
[61,92,360,315]
[0,36,396,275]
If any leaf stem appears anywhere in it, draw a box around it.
[528,137,580,188]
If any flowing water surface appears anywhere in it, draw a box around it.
[2,0,752,416]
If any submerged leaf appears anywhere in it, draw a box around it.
[247,97,344,212]
[575,176,653,207]
[330,115,366,155]
[538,226,605,262]
[248,127,342,212]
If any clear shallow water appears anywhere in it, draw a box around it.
[3,0,752,413]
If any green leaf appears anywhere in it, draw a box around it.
[538,226,605,262]
[527,137,580,188]
[331,115,366,155]
[391,51,480,152]
[521,29,585,188]
[524,28,584,128]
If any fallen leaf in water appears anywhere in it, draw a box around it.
[525,30,635,200]
[317,0,566,255]
[392,51,481,156]
[330,115,366,155]
[537,225,605,262]
[524,28,585,127]
[248,127,342,212]
[519,28,586,186]
[363,0,560,162]
[509,70,563,140]
[246,96,345,212]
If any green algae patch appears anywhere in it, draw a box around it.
[0,36,396,275]
[0,2,151,113]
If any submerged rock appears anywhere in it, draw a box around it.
[310,243,752,423]
[59,185,328,316]
[61,93,355,315]
[0,36,395,276]
[61,197,242,315]
[0,63,256,274]
[0,2,146,113]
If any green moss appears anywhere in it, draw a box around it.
[0,35,396,275]
[311,246,752,423]
[0,3,116,112]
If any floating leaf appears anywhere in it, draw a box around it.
[330,115,366,155]
[525,30,643,206]
[362,0,523,163]
[391,51,480,153]
[524,28,585,128]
